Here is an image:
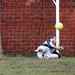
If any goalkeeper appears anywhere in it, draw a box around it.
[35,36,64,59]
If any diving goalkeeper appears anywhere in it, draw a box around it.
[35,36,64,59]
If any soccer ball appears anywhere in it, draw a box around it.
[58,46,64,52]
[55,22,63,30]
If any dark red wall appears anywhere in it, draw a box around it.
[1,0,75,56]
[60,0,75,56]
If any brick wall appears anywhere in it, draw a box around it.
[60,0,75,56]
[1,0,75,56]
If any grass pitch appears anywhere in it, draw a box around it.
[0,56,75,75]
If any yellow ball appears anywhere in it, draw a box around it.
[55,22,63,30]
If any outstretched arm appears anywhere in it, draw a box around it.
[50,42,59,50]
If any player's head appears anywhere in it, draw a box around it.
[48,36,56,43]
[48,36,56,39]
[52,36,56,43]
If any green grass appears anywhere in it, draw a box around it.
[0,56,75,75]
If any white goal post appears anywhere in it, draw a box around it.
[52,0,60,47]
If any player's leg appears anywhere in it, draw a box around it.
[44,54,59,59]
[49,54,59,58]
[44,47,52,59]
[37,52,44,59]
[35,45,45,59]
[35,46,43,53]
[52,50,60,58]
[44,49,60,59]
